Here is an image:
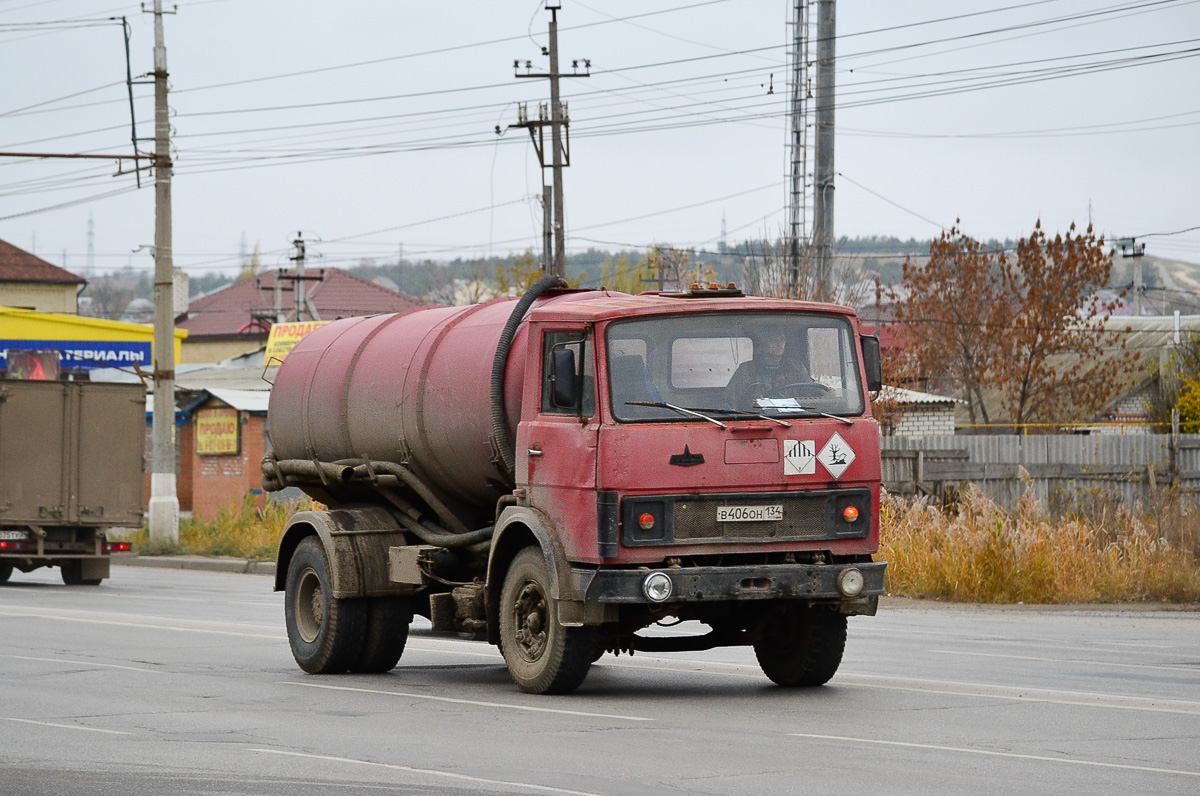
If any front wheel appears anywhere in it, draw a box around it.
[754,604,847,687]
[500,547,595,695]
[284,536,367,674]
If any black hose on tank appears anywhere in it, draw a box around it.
[490,274,567,482]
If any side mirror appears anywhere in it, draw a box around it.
[860,335,882,392]
[551,348,579,408]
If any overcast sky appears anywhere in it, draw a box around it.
[1,0,1197,281]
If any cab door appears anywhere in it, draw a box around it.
[514,327,599,561]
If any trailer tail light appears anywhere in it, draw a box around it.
[103,541,132,553]
[842,505,860,523]
[638,513,656,532]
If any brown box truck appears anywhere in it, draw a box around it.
[267,278,886,693]
[0,379,144,585]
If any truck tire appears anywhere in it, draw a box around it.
[500,547,595,695]
[60,560,102,586]
[0,561,12,584]
[350,596,411,673]
[285,536,367,674]
[754,604,847,687]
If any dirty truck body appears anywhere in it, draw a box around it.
[0,380,143,585]
[266,282,886,693]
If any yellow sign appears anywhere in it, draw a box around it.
[264,321,329,364]
[196,408,240,456]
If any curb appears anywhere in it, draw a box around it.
[114,555,275,576]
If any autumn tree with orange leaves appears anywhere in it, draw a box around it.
[880,221,1137,430]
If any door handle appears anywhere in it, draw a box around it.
[527,447,544,457]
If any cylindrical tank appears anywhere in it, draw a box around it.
[268,292,594,509]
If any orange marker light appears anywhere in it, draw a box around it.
[638,513,656,531]
[842,505,860,523]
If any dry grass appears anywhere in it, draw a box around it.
[881,484,1200,603]
[130,493,317,561]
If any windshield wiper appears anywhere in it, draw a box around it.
[681,406,792,427]
[625,401,727,429]
[785,405,854,426]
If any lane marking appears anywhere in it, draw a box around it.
[790,733,1200,778]
[3,654,159,673]
[856,627,1182,651]
[931,649,1200,674]
[280,681,652,722]
[585,658,1200,715]
[832,674,1200,716]
[0,605,283,638]
[249,748,606,796]
[0,717,129,735]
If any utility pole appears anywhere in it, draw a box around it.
[1118,237,1147,315]
[787,0,812,296]
[811,0,836,301]
[507,2,588,276]
[289,232,322,322]
[147,0,178,543]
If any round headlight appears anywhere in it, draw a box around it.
[838,568,864,597]
[643,571,673,602]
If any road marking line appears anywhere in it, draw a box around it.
[832,674,1200,715]
[3,654,159,673]
[790,733,1200,778]
[0,605,283,638]
[0,717,129,735]
[249,748,606,795]
[931,649,1200,674]
[279,681,652,722]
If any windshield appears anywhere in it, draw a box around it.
[606,312,865,422]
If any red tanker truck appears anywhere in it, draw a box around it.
[264,278,886,694]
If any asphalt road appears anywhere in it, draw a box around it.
[0,566,1197,796]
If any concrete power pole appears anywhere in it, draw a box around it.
[787,0,811,296]
[147,0,178,543]
[509,2,588,276]
[812,0,836,301]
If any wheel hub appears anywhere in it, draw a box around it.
[512,581,548,660]
[295,568,324,644]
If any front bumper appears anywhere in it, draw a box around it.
[576,561,886,604]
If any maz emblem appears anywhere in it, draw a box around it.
[670,445,705,467]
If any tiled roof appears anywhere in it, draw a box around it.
[0,239,86,284]
[178,268,424,339]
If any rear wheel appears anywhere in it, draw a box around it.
[754,604,847,687]
[350,596,412,673]
[0,561,12,584]
[60,560,102,586]
[500,547,595,695]
[284,536,366,674]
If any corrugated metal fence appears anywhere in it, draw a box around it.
[881,434,1200,509]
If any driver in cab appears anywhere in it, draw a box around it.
[726,323,818,410]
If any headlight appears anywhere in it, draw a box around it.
[643,571,673,602]
[837,567,864,597]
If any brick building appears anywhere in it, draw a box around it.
[875,386,961,437]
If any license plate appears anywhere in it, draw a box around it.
[716,505,783,522]
[0,530,26,540]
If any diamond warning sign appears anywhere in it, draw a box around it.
[783,439,816,476]
[817,432,855,479]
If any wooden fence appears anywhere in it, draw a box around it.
[880,434,1200,510]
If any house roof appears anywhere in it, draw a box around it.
[0,239,85,284]
[178,267,424,340]
[875,386,963,406]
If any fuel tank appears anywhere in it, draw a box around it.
[268,291,598,509]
